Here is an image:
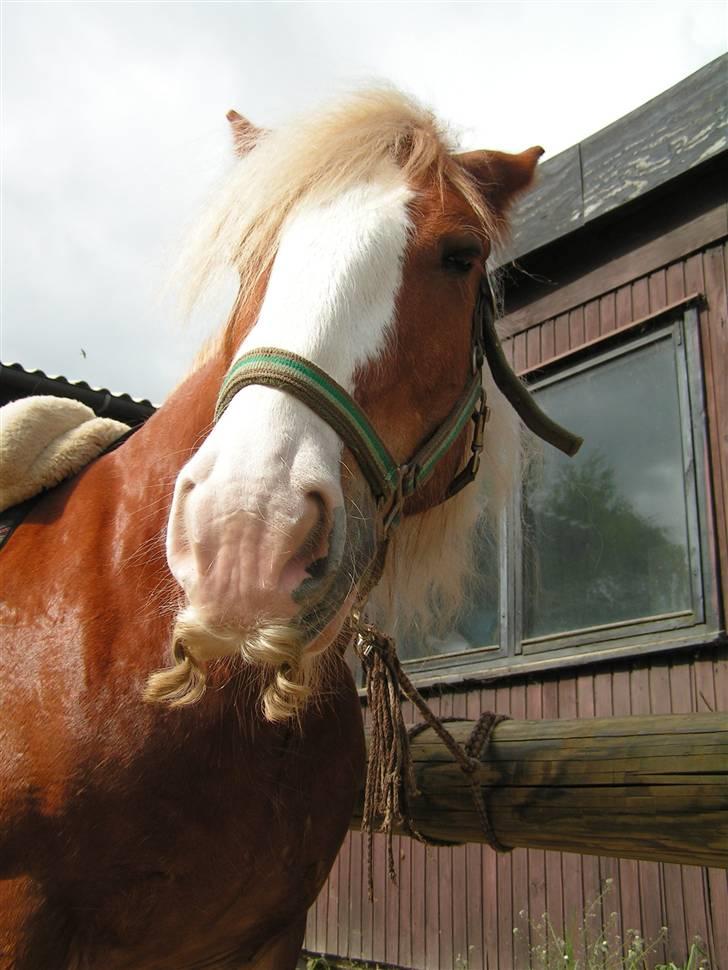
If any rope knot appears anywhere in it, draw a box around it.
[352,613,511,901]
[461,756,480,775]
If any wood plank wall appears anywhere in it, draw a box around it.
[304,238,728,969]
[306,646,728,969]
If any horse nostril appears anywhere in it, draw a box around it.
[278,492,330,599]
[306,555,329,581]
[299,493,331,573]
[286,491,348,605]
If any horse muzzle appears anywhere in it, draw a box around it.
[166,422,378,647]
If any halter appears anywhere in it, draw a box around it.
[214,276,582,543]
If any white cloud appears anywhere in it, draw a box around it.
[1,0,725,401]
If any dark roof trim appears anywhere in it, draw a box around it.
[499,54,727,265]
[499,194,726,336]
[0,362,156,425]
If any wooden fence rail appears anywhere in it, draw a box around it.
[351,713,728,868]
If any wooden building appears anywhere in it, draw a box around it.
[304,56,728,969]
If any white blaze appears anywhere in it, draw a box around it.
[237,176,413,383]
[166,171,412,624]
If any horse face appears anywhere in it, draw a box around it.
[159,124,542,717]
[166,173,414,639]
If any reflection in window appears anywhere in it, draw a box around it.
[523,335,691,640]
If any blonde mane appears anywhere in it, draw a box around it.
[369,367,521,645]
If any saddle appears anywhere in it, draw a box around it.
[0,395,130,548]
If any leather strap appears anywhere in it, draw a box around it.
[213,275,582,539]
[215,349,400,503]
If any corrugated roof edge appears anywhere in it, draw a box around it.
[1,361,157,409]
[497,53,728,267]
[0,362,156,425]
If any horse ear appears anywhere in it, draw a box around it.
[226,109,261,156]
[456,146,545,214]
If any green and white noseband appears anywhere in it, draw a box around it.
[214,277,582,541]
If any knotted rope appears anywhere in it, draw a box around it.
[354,617,511,900]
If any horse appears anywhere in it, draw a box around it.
[0,89,554,968]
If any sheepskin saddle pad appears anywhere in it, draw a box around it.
[0,395,129,513]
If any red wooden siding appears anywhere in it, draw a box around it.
[306,646,728,969]
[304,237,728,969]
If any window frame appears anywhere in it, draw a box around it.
[398,306,722,688]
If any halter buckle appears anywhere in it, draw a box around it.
[445,389,489,499]
[351,610,389,659]
[379,464,416,538]
[469,391,489,478]
[356,631,376,659]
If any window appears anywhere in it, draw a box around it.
[399,309,719,682]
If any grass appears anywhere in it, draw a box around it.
[513,880,710,970]
[305,959,388,970]
[306,941,709,970]
[304,882,711,969]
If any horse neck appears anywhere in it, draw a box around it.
[138,355,227,469]
[105,352,230,570]
[120,297,257,503]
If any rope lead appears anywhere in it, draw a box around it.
[353,618,511,901]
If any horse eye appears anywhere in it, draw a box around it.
[442,251,477,274]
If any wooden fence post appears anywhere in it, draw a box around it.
[351,713,728,867]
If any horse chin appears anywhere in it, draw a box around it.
[302,589,358,657]
[147,495,375,716]
[146,583,358,720]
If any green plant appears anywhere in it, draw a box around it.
[455,948,474,970]
[513,880,710,970]
[654,941,710,970]
[305,885,710,970]
[304,957,396,970]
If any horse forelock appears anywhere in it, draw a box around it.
[175,87,497,347]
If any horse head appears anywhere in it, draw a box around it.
[146,91,548,721]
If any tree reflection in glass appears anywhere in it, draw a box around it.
[523,335,692,640]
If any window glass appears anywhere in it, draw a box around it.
[523,334,692,640]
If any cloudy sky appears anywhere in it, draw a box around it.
[2,1,725,403]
